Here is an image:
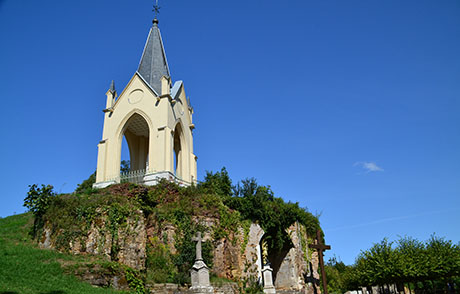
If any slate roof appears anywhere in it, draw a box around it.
[137,19,170,95]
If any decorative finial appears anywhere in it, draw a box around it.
[109,80,116,93]
[152,0,160,24]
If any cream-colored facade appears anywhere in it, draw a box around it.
[94,19,197,188]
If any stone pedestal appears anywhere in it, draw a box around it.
[92,180,116,189]
[190,259,214,293]
[262,265,276,294]
[143,171,192,187]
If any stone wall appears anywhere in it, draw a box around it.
[39,210,146,271]
[272,223,321,294]
[39,212,320,293]
[146,283,239,294]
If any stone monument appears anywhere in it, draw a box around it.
[262,264,276,294]
[190,232,213,294]
[261,240,276,294]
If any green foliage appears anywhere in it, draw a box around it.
[121,160,130,173]
[170,212,214,284]
[25,167,323,290]
[226,178,321,250]
[75,171,96,194]
[240,275,264,294]
[353,238,399,286]
[325,256,353,294]
[341,235,460,291]
[24,184,56,216]
[0,213,128,294]
[146,236,177,283]
[198,167,233,197]
[125,267,145,294]
[23,184,56,236]
[75,161,129,195]
[107,202,131,260]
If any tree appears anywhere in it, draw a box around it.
[23,184,56,236]
[325,256,351,293]
[343,235,460,293]
[24,184,56,217]
[121,160,130,173]
[75,171,96,194]
[198,167,232,197]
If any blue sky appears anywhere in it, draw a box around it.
[1,0,459,265]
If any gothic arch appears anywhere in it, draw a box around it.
[173,120,187,179]
[116,110,154,174]
[116,109,154,142]
[260,233,294,285]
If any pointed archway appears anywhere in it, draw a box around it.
[173,123,185,179]
[120,113,150,178]
[260,233,294,287]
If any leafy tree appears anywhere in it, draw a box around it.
[395,236,427,283]
[24,184,56,216]
[23,184,56,236]
[198,167,232,197]
[325,256,351,293]
[121,160,130,173]
[226,177,320,250]
[75,171,96,194]
[344,235,460,293]
[425,235,460,280]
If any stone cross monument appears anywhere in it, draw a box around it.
[190,232,213,294]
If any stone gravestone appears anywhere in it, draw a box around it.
[190,232,214,294]
[262,264,276,294]
[260,240,276,294]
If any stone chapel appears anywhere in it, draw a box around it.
[93,18,197,188]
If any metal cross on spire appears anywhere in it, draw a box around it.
[152,0,161,20]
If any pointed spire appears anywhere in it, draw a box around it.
[137,19,170,95]
[109,80,116,94]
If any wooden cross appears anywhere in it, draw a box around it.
[308,229,331,294]
[192,231,204,261]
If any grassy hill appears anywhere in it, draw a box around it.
[0,213,128,294]
[1,170,321,293]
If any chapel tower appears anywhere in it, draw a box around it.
[93,18,197,188]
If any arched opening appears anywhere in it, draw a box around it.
[120,113,150,183]
[260,233,294,288]
[173,123,183,179]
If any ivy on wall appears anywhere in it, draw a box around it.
[25,167,322,292]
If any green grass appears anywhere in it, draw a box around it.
[0,213,128,294]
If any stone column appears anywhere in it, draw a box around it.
[262,265,276,294]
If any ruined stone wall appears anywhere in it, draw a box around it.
[39,210,147,270]
[39,212,320,293]
[273,223,321,294]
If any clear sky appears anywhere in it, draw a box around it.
[1,0,459,265]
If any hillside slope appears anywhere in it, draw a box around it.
[0,213,128,294]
